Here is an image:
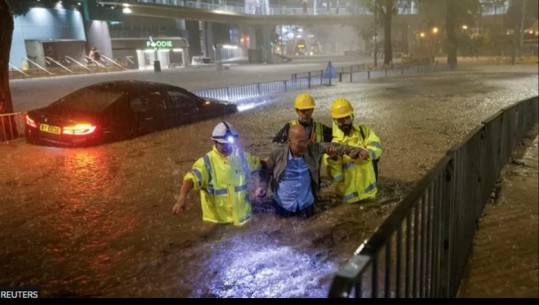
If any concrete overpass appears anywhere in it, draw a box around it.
[97,1,504,30]
[98,1,377,27]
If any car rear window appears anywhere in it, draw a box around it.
[51,87,125,112]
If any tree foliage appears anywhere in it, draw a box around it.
[416,0,480,69]
[505,0,538,61]
[505,0,538,30]
[362,0,398,65]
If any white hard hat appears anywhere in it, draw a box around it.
[211,121,238,144]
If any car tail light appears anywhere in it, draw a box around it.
[25,114,37,128]
[62,124,97,135]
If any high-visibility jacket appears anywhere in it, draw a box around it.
[324,122,382,203]
[290,119,324,143]
[184,146,261,226]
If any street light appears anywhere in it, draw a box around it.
[431,27,438,63]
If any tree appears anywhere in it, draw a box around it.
[1,0,82,113]
[0,0,14,116]
[505,0,538,63]
[363,0,398,65]
[1,0,81,140]
[416,0,479,69]
[1,0,45,118]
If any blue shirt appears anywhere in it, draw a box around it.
[273,150,314,212]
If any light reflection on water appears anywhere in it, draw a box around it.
[33,147,140,296]
[0,139,400,298]
[188,233,337,298]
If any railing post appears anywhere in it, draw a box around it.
[438,159,454,297]
[308,72,311,89]
[256,83,261,95]
[339,72,342,82]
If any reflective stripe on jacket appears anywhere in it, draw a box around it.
[290,119,324,143]
[184,146,261,226]
[324,122,382,203]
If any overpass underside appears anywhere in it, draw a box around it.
[101,2,377,27]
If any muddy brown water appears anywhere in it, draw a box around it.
[1,64,537,297]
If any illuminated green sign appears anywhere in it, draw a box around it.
[146,40,173,49]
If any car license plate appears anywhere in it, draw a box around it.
[39,123,61,135]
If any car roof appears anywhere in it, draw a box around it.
[49,81,173,111]
[88,80,175,91]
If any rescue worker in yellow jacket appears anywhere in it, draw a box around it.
[172,121,264,226]
[324,98,382,203]
[272,93,332,144]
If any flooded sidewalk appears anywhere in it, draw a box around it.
[458,133,539,298]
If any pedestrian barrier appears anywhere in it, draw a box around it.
[0,112,25,143]
[2,62,447,144]
[327,96,538,298]
[9,55,127,80]
[193,63,446,104]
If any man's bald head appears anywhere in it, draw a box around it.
[288,124,309,157]
[289,124,308,141]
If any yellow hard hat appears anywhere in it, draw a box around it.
[294,93,315,110]
[330,98,354,118]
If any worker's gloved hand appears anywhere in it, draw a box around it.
[326,143,339,157]
[357,148,370,161]
[349,148,362,159]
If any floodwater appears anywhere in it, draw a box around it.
[1,64,537,297]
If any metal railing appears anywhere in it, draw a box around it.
[2,62,445,143]
[9,56,128,80]
[24,57,53,76]
[45,56,74,74]
[191,63,445,103]
[0,112,25,143]
[328,96,538,298]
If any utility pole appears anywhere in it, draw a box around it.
[374,0,378,67]
[512,0,527,64]
[518,0,526,52]
[281,25,284,56]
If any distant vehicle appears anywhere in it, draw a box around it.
[191,56,214,66]
[24,80,238,147]
[295,39,307,56]
[309,42,321,55]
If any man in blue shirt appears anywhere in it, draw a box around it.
[262,124,360,217]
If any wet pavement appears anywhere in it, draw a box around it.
[1,62,537,297]
[458,134,538,298]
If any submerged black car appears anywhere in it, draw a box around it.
[24,80,238,146]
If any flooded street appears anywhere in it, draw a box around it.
[1,64,537,297]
